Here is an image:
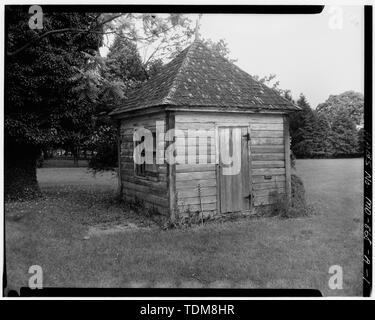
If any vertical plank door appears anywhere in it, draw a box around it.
[218,127,251,213]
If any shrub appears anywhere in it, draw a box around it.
[269,174,311,218]
[124,196,161,219]
[290,151,296,169]
[166,210,204,229]
[291,174,307,207]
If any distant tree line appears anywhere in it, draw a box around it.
[254,75,364,159]
[289,91,364,159]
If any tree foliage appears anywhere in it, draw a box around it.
[83,37,149,172]
[105,36,148,84]
[5,8,194,198]
[316,91,364,126]
[6,9,102,145]
[315,91,363,157]
[328,111,359,156]
[5,7,103,199]
[77,18,194,173]
[253,74,364,159]
[290,92,363,158]
[202,38,237,63]
[253,73,292,98]
[102,13,194,66]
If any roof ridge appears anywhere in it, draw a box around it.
[211,51,300,108]
[161,41,198,104]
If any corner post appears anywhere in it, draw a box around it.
[117,120,123,197]
[166,111,176,222]
[283,115,291,202]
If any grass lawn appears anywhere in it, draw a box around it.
[42,158,89,168]
[5,159,363,296]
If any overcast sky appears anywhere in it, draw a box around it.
[197,6,364,108]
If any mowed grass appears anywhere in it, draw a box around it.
[5,159,363,296]
[42,158,89,168]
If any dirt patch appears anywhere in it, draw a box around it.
[85,221,155,237]
[84,222,156,239]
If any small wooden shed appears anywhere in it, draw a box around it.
[110,41,299,220]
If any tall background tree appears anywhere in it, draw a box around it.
[5,8,103,200]
[78,19,195,172]
[85,36,148,172]
[5,7,194,199]
[316,91,363,157]
[252,72,364,159]
[202,38,237,62]
[290,94,317,158]
[315,91,364,127]
[328,112,359,157]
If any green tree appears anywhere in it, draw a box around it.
[329,112,359,157]
[202,38,237,62]
[105,36,147,84]
[357,127,365,154]
[252,73,292,98]
[316,91,364,126]
[78,19,194,173]
[317,91,364,157]
[292,111,317,158]
[289,94,316,157]
[146,59,164,78]
[86,37,148,172]
[5,9,194,199]
[5,8,102,200]
[312,113,333,157]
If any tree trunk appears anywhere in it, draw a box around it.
[5,143,41,201]
[71,146,79,167]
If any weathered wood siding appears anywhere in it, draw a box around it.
[174,112,288,214]
[174,117,217,216]
[119,112,169,215]
[250,115,286,206]
[119,111,290,218]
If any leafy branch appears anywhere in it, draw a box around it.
[7,13,124,57]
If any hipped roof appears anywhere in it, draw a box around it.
[110,41,299,116]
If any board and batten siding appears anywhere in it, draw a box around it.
[119,112,169,215]
[174,112,289,214]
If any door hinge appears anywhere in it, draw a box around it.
[243,132,250,141]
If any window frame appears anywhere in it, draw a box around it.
[134,130,159,178]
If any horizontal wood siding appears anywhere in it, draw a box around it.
[120,112,169,215]
[175,119,217,216]
[250,115,286,206]
[119,111,289,215]
[174,112,288,213]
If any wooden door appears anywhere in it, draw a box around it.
[218,127,251,213]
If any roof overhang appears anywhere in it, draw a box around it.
[110,103,301,119]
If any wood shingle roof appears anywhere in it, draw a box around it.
[110,41,299,116]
